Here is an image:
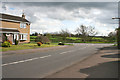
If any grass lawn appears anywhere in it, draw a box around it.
[1,42,60,52]
[66,37,81,40]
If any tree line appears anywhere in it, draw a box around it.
[31,25,117,43]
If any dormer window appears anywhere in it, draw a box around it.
[20,22,26,28]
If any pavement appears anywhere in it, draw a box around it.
[46,46,119,78]
[2,43,114,78]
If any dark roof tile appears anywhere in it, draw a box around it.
[0,13,30,23]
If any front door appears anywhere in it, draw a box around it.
[13,34,19,44]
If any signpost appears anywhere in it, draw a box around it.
[112,17,120,49]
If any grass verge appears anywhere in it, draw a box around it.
[1,42,59,52]
[1,42,72,52]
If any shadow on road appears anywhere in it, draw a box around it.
[79,46,119,79]
[98,46,118,50]
[101,54,120,58]
[80,61,119,78]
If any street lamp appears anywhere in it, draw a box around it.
[112,17,120,49]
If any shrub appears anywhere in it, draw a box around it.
[45,42,50,45]
[15,39,18,45]
[37,42,42,46]
[58,42,64,45]
[35,35,51,44]
[7,40,12,45]
[2,41,11,47]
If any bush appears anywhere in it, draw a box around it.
[7,40,12,45]
[15,39,18,45]
[2,41,11,47]
[58,42,64,45]
[37,42,42,46]
[35,35,51,44]
[45,42,50,45]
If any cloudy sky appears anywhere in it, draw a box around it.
[1,2,119,36]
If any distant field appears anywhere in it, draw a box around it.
[30,36,115,43]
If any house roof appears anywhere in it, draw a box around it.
[0,13,30,23]
[0,28,20,33]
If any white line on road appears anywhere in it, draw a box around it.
[59,50,76,54]
[40,55,51,58]
[2,55,51,66]
[60,46,89,55]
[2,46,91,66]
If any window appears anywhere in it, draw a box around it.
[6,33,10,36]
[20,33,27,40]
[20,22,26,28]
[23,34,27,40]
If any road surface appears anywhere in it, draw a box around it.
[2,43,112,78]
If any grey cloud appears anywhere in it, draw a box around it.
[2,2,118,24]
[4,2,117,10]
[24,10,38,23]
[2,3,7,10]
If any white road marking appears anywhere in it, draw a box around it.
[60,46,91,55]
[2,55,51,66]
[40,55,51,58]
[60,50,76,54]
[2,45,92,66]
[60,51,68,54]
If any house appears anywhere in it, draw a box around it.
[0,13,30,44]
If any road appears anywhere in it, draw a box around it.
[2,43,112,78]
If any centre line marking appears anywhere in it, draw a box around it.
[40,55,51,58]
[60,51,68,54]
[60,46,89,55]
[59,50,75,54]
[2,55,52,66]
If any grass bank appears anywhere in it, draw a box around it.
[1,42,60,52]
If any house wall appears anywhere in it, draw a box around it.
[0,21,30,43]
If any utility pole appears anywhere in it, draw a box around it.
[112,2,120,49]
[112,17,120,49]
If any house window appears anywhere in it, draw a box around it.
[20,33,27,40]
[23,34,27,40]
[6,33,10,36]
[20,22,26,28]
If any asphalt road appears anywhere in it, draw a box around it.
[2,43,112,78]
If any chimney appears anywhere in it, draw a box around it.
[22,13,25,19]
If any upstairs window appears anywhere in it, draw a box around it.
[20,22,26,28]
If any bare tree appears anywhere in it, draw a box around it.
[75,25,98,36]
[108,31,116,42]
[108,31,116,37]
[75,25,98,42]
[59,29,71,41]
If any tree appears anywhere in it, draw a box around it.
[34,32,38,36]
[108,31,117,42]
[108,31,116,37]
[35,35,51,44]
[59,29,71,41]
[75,25,98,42]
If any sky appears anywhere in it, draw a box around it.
[0,2,119,36]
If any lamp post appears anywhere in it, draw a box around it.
[112,17,120,49]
